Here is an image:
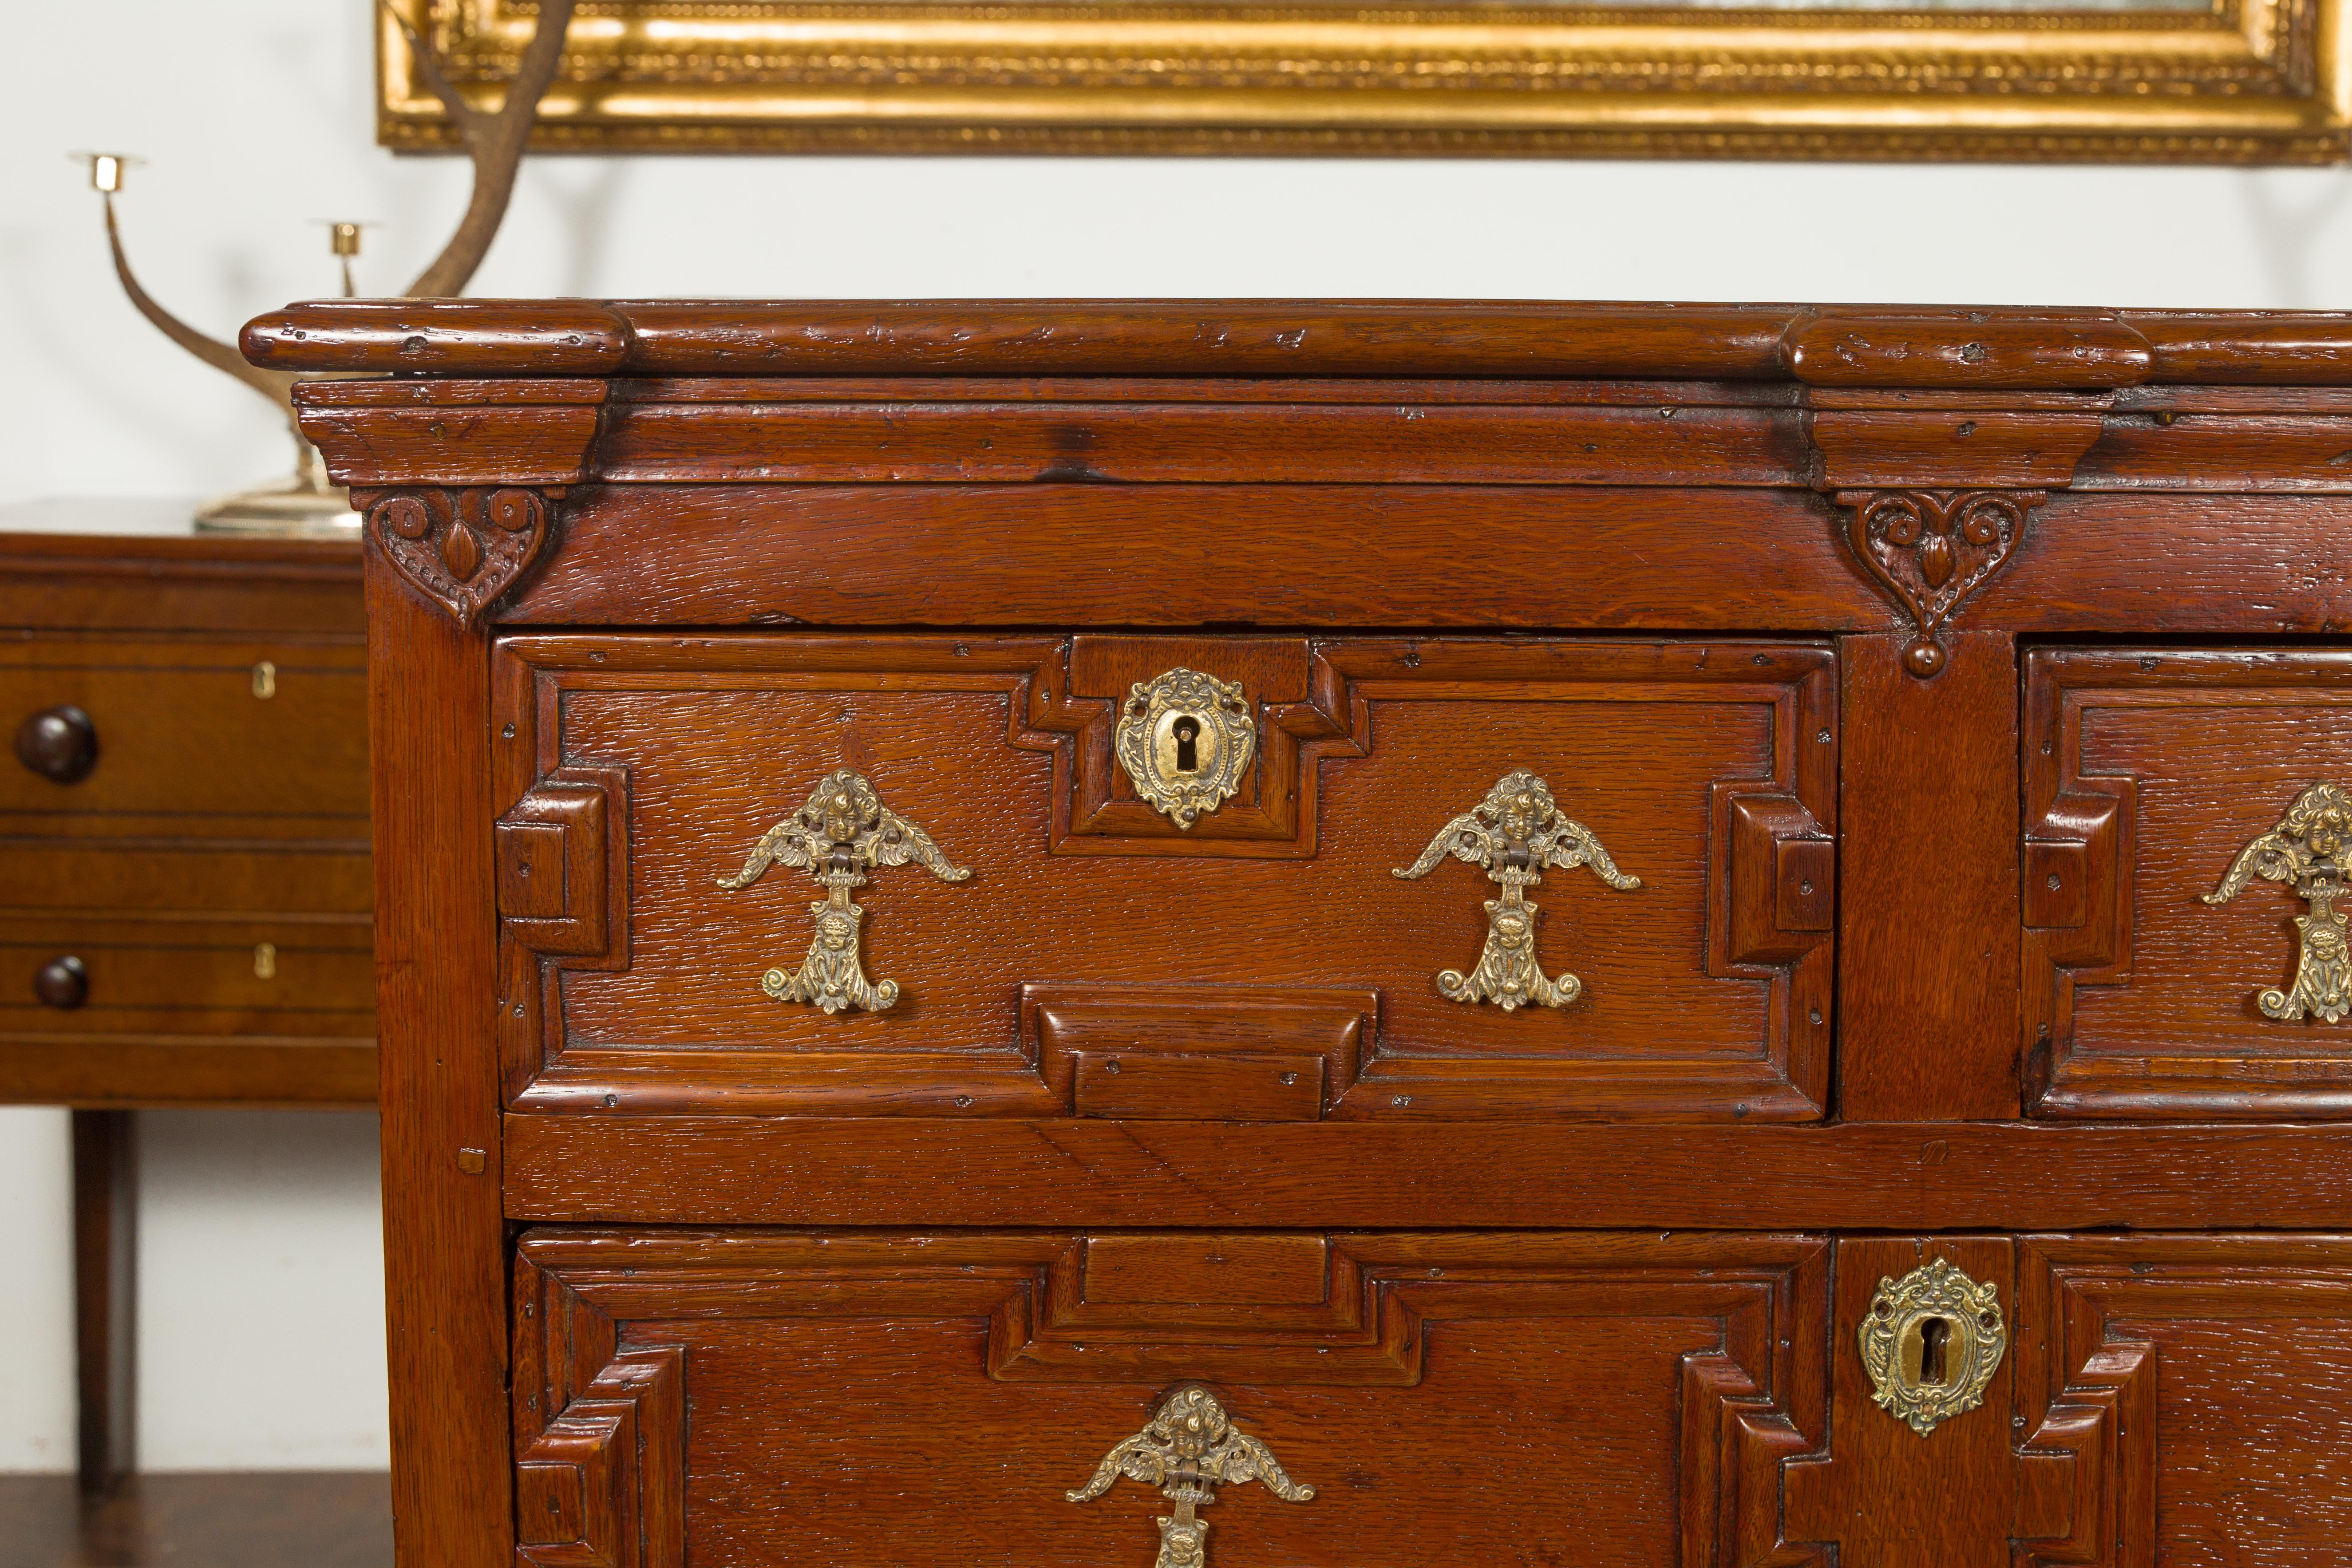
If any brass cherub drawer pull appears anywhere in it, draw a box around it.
[718,769,969,1014]
[1860,1258,2007,1436]
[1394,769,1640,1011]
[2204,781,2352,1024]
[1069,1385,1313,1568]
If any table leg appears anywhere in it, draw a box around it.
[71,1108,136,1496]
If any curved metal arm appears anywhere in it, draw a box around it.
[100,190,300,434]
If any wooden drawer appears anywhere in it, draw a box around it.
[2025,648,2352,1118]
[491,634,1837,1121]
[514,1227,2352,1568]
[0,916,373,1038]
[2009,1234,2352,1564]
[0,840,371,918]
[0,634,367,829]
[514,1228,1828,1568]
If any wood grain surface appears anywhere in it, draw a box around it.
[495,633,1831,1121]
[0,528,376,1113]
[500,1117,2352,1231]
[1785,1236,2016,1568]
[291,299,2352,1565]
[249,299,2352,384]
[1838,632,2020,1121]
[365,565,507,1568]
[2027,649,2352,1118]
[2014,1234,2352,1568]
[515,1228,1824,1568]
[0,1472,392,1568]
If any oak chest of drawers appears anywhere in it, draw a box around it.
[255,300,2352,1568]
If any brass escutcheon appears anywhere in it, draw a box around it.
[1859,1258,2007,1436]
[717,769,969,1014]
[1115,668,1257,829]
[1069,1384,1312,1568]
[2204,780,2352,1023]
[1393,769,1639,1010]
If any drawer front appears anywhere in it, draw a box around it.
[0,841,371,917]
[514,1228,1826,1568]
[0,1035,375,1105]
[0,636,367,828]
[512,1228,2352,1568]
[0,916,373,1038]
[2013,1234,2352,1565]
[2024,648,2352,1117]
[491,634,1837,1120]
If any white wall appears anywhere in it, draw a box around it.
[5,0,2352,1472]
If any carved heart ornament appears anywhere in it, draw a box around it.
[1836,489,2040,678]
[367,486,555,627]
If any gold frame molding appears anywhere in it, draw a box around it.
[379,0,2351,160]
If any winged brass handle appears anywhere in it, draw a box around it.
[1394,769,1640,1011]
[1069,1385,1312,1568]
[717,768,969,1014]
[2203,780,2352,1023]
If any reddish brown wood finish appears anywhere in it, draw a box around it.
[498,1117,2352,1230]
[366,570,508,1568]
[283,300,2352,1566]
[1782,314,2151,390]
[1784,1237,2017,1568]
[71,1108,134,1497]
[514,1229,1827,1567]
[249,300,2352,385]
[0,523,376,1113]
[1838,632,2021,1120]
[0,512,378,1497]
[2025,648,2352,1118]
[490,632,1830,1122]
[2013,1235,2352,1565]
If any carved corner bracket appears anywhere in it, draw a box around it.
[1832,489,2044,678]
[360,485,561,628]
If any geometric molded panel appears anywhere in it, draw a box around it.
[2024,648,2352,1118]
[490,633,1838,1122]
[2013,1235,2352,1567]
[513,1229,1830,1568]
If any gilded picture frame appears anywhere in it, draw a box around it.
[379,0,2352,162]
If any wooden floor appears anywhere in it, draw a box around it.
[0,1473,392,1568]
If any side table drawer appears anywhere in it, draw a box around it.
[0,841,371,917]
[2024,647,2352,1117]
[0,635,367,828]
[0,916,373,1038]
[493,634,1838,1121]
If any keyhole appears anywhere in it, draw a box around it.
[1172,715,1200,773]
[1918,1317,1951,1386]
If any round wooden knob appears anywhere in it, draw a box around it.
[15,705,98,783]
[34,955,88,1010]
